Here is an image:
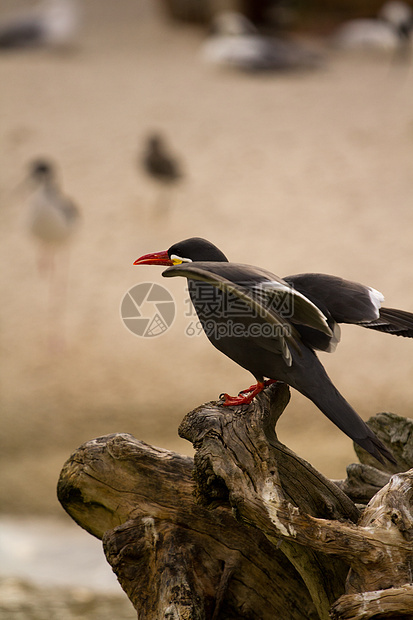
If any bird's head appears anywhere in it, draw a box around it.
[134,237,229,266]
[146,133,163,150]
[379,1,413,37]
[30,159,54,181]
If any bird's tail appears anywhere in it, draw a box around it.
[360,307,413,338]
[286,353,396,465]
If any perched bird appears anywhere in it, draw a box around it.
[200,11,323,72]
[133,237,413,464]
[332,1,413,54]
[0,0,79,51]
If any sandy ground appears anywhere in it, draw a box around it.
[0,577,135,620]
[1,0,413,522]
[0,515,136,617]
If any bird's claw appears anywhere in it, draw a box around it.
[237,384,258,396]
[238,379,277,396]
[220,392,256,406]
[220,379,278,407]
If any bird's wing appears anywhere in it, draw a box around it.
[145,153,179,178]
[283,273,383,323]
[284,273,413,339]
[163,262,332,365]
[163,262,300,365]
[59,196,80,223]
[251,278,332,334]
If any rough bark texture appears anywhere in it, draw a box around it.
[330,584,413,620]
[57,431,321,617]
[58,383,413,620]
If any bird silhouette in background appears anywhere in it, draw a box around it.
[0,0,79,51]
[28,159,80,274]
[140,132,183,212]
[200,11,324,72]
[27,158,80,349]
[133,237,413,465]
[332,1,413,57]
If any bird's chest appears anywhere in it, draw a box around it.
[187,280,278,374]
[29,193,70,243]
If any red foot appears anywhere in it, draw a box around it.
[220,379,277,406]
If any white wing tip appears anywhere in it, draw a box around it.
[368,287,384,315]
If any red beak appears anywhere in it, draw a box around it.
[133,250,173,266]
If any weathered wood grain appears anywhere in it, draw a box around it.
[58,382,413,620]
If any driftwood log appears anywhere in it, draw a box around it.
[58,383,413,619]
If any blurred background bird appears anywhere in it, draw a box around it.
[200,11,324,72]
[28,159,80,273]
[27,158,80,349]
[331,1,413,56]
[140,132,184,212]
[0,0,79,51]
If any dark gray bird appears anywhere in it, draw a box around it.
[133,237,413,465]
[0,0,79,51]
[141,133,182,185]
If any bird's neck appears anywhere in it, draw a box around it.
[35,179,59,202]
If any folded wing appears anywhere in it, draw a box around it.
[163,262,333,365]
